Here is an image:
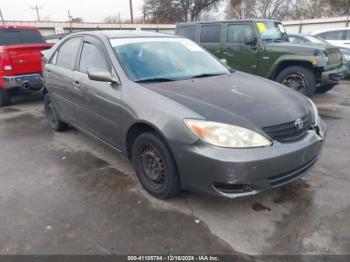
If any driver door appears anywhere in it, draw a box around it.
[222,23,258,74]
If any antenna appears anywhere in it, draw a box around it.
[30,4,42,21]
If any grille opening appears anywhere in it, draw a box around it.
[213,182,253,194]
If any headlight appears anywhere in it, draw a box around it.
[307,98,321,127]
[184,119,272,148]
[343,54,350,61]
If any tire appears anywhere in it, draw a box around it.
[44,94,68,131]
[132,132,182,199]
[0,88,11,107]
[276,66,316,97]
[316,84,336,94]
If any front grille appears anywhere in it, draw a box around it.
[262,113,313,142]
[327,49,342,67]
[268,156,318,187]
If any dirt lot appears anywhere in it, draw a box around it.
[0,83,349,256]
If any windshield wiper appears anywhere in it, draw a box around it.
[189,73,227,79]
[135,77,177,83]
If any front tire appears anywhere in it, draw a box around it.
[132,132,181,199]
[0,88,11,107]
[44,94,68,131]
[276,66,316,97]
[316,84,336,93]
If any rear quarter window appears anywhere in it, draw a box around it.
[176,26,197,41]
[0,29,45,45]
[200,24,221,43]
[319,30,344,40]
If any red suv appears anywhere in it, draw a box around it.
[0,26,52,107]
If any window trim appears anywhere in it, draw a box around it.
[200,24,221,44]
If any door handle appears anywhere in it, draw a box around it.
[73,81,80,88]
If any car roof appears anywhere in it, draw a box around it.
[176,19,279,26]
[311,28,350,35]
[70,30,177,39]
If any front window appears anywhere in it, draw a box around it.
[256,21,288,42]
[110,38,229,82]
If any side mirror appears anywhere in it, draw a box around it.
[220,58,228,65]
[244,35,257,46]
[87,68,119,85]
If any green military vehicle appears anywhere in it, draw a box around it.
[176,19,347,96]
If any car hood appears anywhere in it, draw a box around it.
[265,42,329,54]
[142,72,311,131]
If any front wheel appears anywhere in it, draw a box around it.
[132,132,182,199]
[316,84,336,93]
[0,89,11,107]
[276,66,316,97]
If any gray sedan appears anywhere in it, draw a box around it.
[43,31,326,199]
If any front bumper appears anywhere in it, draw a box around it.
[321,65,348,84]
[3,74,42,91]
[171,119,326,198]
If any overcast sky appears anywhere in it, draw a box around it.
[1,0,144,22]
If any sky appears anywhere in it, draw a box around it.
[1,0,144,22]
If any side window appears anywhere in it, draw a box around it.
[345,30,350,40]
[79,42,109,74]
[56,37,81,70]
[227,24,254,44]
[200,24,221,43]
[320,31,344,40]
[176,26,197,41]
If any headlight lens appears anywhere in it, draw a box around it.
[184,119,272,148]
[307,98,321,127]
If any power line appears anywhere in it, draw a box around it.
[30,4,42,21]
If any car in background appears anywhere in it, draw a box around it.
[42,31,326,199]
[0,25,52,107]
[311,28,350,49]
[289,33,350,81]
[176,20,347,96]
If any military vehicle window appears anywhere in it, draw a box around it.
[176,26,197,41]
[79,42,109,74]
[200,25,221,43]
[56,37,81,70]
[227,24,254,44]
[320,30,344,40]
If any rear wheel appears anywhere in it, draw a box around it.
[276,66,316,97]
[0,88,11,107]
[132,132,181,199]
[316,84,336,93]
[44,94,68,131]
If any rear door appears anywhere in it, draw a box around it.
[45,36,82,124]
[199,24,222,58]
[73,36,122,147]
[222,22,258,74]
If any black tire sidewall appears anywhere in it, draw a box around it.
[0,89,11,107]
[276,66,316,97]
[132,132,181,199]
[44,94,66,131]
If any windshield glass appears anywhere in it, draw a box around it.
[110,38,229,82]
[256,21,288,42]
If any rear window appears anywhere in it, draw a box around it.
[200,25,221,43]
[0,29,45,45]
[319,30,344,40]
[176,26,197,41]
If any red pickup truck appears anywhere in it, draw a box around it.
[0,26,52,107]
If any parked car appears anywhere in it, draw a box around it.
[42,31,326,199]
[311,28,350,49]
[289,33,350,81]
[0,25,53,107]
[176,20,347,96]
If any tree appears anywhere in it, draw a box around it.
[225,0,257,19]
[143,0,221,23]
[328,0,350,17]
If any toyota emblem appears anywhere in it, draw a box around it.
[295,118,304,130]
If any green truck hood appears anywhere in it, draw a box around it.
[264,42,330,55]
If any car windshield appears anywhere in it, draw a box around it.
[256,21,288,42]
[110,38,230,82]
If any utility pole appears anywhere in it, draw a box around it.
[129,0,134,24]
[68,10,73,32]
[0,9,5,25]
[30,4,42,21]
[118,13,122,29]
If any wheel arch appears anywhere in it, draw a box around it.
[270,60,317,80]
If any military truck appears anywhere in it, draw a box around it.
[176,19,347,96]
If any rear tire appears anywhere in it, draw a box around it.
[316,84,336,93]
[132,132,182,199]
[0,88,11,107]
[44,94,68,131]
[276,66,316,97]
